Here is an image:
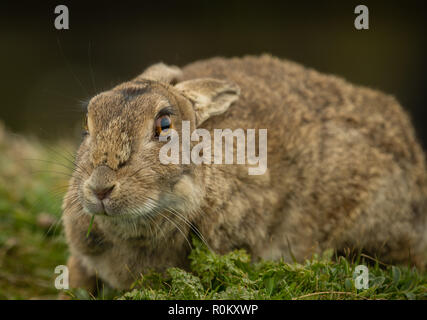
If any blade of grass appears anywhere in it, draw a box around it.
[86,215,95,238]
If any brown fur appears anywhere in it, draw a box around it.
[62,55,427,293]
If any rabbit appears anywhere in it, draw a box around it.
[62,54,427,293]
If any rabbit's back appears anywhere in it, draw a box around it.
[182,55,423,167]
[182,55,427,267]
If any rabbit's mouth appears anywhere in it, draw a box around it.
[82,186,161,219]
[78,165,202,239]
[79,165,157,217]
[82,196,115,217]
[81,184,178,223]
[81,193,195,240]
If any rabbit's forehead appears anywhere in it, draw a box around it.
[88,90,171,125]
[85,90,172,169]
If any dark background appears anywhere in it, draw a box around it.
[0,1,426,148]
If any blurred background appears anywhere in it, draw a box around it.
[0,0,426,147]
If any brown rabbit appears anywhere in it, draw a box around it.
[62,55,427,293]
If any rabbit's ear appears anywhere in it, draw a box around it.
[175,78,240,126]
[137,63,182,84]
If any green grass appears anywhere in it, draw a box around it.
[117,237,427,300]
[0,124,71,299]
[0,123,426,300]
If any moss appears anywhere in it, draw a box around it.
[119,238,426,300]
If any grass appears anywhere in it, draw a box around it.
[0,123,71,299]
[0,122,426,300]
[117,237,426,300]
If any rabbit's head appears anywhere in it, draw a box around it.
[73,63,240,227]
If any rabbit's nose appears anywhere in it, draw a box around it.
[92,185,115,201]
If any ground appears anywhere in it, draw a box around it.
[0,123,425,300]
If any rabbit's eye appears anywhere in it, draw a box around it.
[82,114,89,137]
[155,115,172,137]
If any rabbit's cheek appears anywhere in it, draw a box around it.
[80,178,114,216]
[101,198,119,216]
[81,183,106,215]
[82,197,105,216]
[173,175,203,209]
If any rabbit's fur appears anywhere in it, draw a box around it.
[63,55,427,292]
